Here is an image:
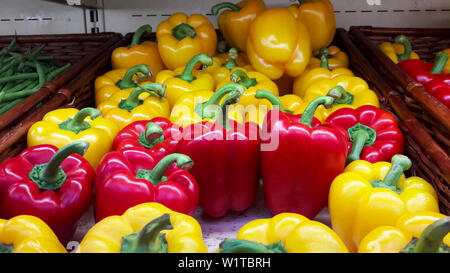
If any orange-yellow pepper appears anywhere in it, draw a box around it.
[246,8,311,80]
[0,215,67,253]
[156,13,217,70]
[288,0,336,51]
[379,35,420,64]
[358,211,450,253]
[211,0,266,52]
[205,48,253,83]
[308,46,349,69]
[329,154,440,252]
[218,213,348,253]
[443,48,450,74]
[76,202,207,253]
[111,24,165,77]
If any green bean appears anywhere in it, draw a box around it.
[0,97,25,115]
[0,72,38,84]
[45,63,71,82]
[3,79,35,93]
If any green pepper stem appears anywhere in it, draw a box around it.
[136,153,193,185]
[120,213,173,253]
[176,54,213,83]
[116,64,152,89]
[130,24,152,48]
[138,122,164,149]
[255,89,293,113]
[219,239,287,253]
[346,123,377,164]
[222,48,238,70]
[381,154,412,187]
[119,83,166,111]
[395,35,413,61]
[319,47,331,70]
[211,2,242,15]
[230,69,257,88]
[195,83,244,120]
[61,107,101,133]
[172,23,197,41]
[28,141,90,190]
[220,90,241,129]
[430,51,449,74]
[413,217,450,253]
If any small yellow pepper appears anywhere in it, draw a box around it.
[443,48,450,74]
[27,107,119,169]
[288,0,336,51]
[358,211,450,253]
[76,202,207,253]
[94,64,152,106]
[293,47,354,98]
[205,48,253,84]
[246,8,311,80]
[302,76,380,121]
[111,25,165,76]
[218,213,348,253]
[379,35,420,64]
[211,0,266,52]
[155,53,215,107]
[0,215,67,253]
[329,155,440,253]
[97,83,170,130]
[308,46,349,69]
[156,13,217,70]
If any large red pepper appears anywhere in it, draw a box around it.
[0,142,94,244]
[256,87,348,218]
[176,85,261,218]
[398,51,448,84]
[94,149,198,222]
[112,117,183,159]
[325,105,404,164]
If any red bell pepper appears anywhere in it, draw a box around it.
[256,87,348,218]
[325,105,404,164]
[0,142,94,244]
[112,117,183,159]
[176,83,261,218]
[398,51,448,84]
[94,149,198,222]
[424,74,450,108]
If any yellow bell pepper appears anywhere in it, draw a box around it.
[302,76,380,121]
[211,0,266,53]
[97,83,170,130]
[94,64,152,106]
[293,47,354,98]
[205,48,253,84]
[358,211,450,253]
[215,49,252,68]
[308,46,349,69]
[0,215,67,253]
[379,35,420,64]
[288,0,336,51]
[329,154,440,253]
[155,53,215,107]
[76,202,207,253]
[443,48,450,74]
[246,8,311,80]
[169,83,245,128]
[27,107,119,169]
[156,13,217,70]
[111,24,165,76]
[218,213,348,253]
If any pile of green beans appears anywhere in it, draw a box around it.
[0,38,71,115]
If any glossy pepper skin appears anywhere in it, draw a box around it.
[155,53,215,107]
[27,107,119,169]
[259,88,348,218]
[77,203,207,253]
[112,117,182,155]
[308,46,349,69]
[293,47,354,98]
[0,215,67,253]
[205,48,253,84]
[325,105,404,164]
[218,213,348,253]
[329,155,440,252]
[211,0,266,52]
[95,150,198,222]
[0,142,95,244]
[156,13,217,70]
[97,83,170,130]
[424,74,450,108]
[288,0,336,52]
[379,35,420,64]
[111,25,165,76]
[302,76,380,121]
[398,51,448,84]
[246,8,311,80]
[359,211,450,253]
[94,64,153,106]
